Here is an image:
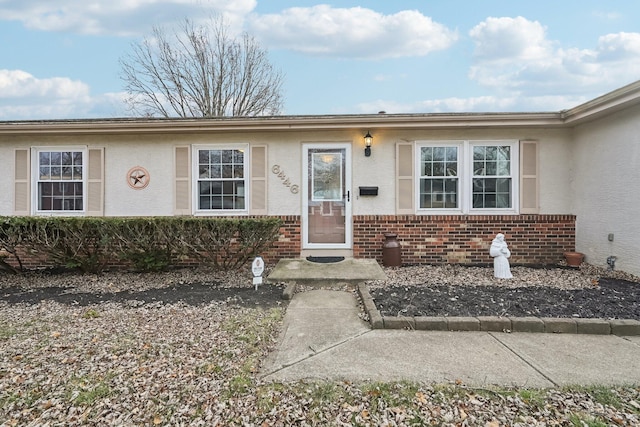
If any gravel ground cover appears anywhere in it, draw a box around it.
[368,264,640,319]
[1,265,640,425]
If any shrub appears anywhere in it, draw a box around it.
[0,216,282,273]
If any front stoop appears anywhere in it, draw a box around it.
[357,284,640,336]
[268,259,387,296]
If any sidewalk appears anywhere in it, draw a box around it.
[261,289,640,387]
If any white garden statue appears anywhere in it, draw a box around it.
[490,233,513,279]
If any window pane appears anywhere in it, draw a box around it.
[498,160,510,175]
[421,147,432,162]
[486,146,497,160]
[433,147,445,161]
[222,164,233,178]
[486,162,497,176]
[446,147,457,161]
[61,152,73,165]
[233,150,244,163]
[473,146,484,160]
[62,167,72,179]
[51,167,61,179]
[445,162,457,176]
[40,167,50,180]
[50,152,61,165]
[473,161,485,175]
[199,150,209,163]
[199,181,211,195]
[211,164,221,179]
[498,146,510,161]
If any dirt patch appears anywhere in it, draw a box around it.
[370,277,640,320]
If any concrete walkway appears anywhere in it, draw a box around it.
[261,289,640,387]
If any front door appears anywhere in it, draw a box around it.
[302,143,352,249]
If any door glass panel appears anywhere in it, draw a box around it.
[307,149,346,244]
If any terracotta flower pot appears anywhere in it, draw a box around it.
[564,251,584,267]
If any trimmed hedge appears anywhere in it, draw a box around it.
[0,216,282,273]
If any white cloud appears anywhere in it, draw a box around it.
[468,17,640,98]
[355,94,589,115]
[0,0,256,36]
[0,69,126,119]
[247,5,457,59]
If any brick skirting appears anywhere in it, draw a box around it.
[2,214,575,270]
[268,214,575,266]
[353,214,576,266]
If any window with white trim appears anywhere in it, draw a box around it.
[416,140,518,214]
[34,148,86,212]
[419,145,460,209]
[194,145,248,213]
[472,145,513,209]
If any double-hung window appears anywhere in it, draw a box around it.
[419,143,461,210]
[471,144,513,209]
[194,145,248,213]
[416,140,518,214]
[34,148,86,213]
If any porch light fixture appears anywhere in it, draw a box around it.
[364,131,373,157]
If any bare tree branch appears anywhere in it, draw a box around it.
[120,16,284,118]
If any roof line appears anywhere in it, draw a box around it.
[1,81,640,135]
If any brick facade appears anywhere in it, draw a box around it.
[353,214,576,265]
[2,215,575,270]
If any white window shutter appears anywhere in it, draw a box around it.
[174,146,191,215]
[396,142,414,214]
[520,139,539,214]
[85,147,105,216]
[14,149,30,215]
[250,145,267,215]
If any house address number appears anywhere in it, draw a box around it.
[272,165,299,194]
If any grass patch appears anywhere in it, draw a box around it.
[0,323,18,340]
[65,375,115,406]
[569,413,609,427]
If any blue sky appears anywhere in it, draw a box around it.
[1,0,640,120]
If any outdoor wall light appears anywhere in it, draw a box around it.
[364,131,373,157]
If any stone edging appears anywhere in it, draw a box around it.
[357,283,640,336]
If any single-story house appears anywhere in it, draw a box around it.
[1,81,639,275]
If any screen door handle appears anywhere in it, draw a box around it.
[346,190,350,202]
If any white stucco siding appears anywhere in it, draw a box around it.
[260,134,302,216]
[572,105,640,276]
[537,134,573,214]
[352,130,396,216]
[102,136,175,216]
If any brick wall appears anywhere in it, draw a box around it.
[1,215,574,270]
[262,215,301,262]
[353,214,576,265]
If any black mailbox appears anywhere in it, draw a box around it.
[359,186,378,196]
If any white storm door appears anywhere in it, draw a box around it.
[302,143,352,249]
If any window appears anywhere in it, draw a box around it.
[472,145,512,209]
[35,149,85,212]
[195,146,247,212]
[419,145,459,209]
[416,140,518,214]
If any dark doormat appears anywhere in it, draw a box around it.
[306,256,345,263]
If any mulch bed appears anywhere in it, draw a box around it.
[370,277,640,320]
